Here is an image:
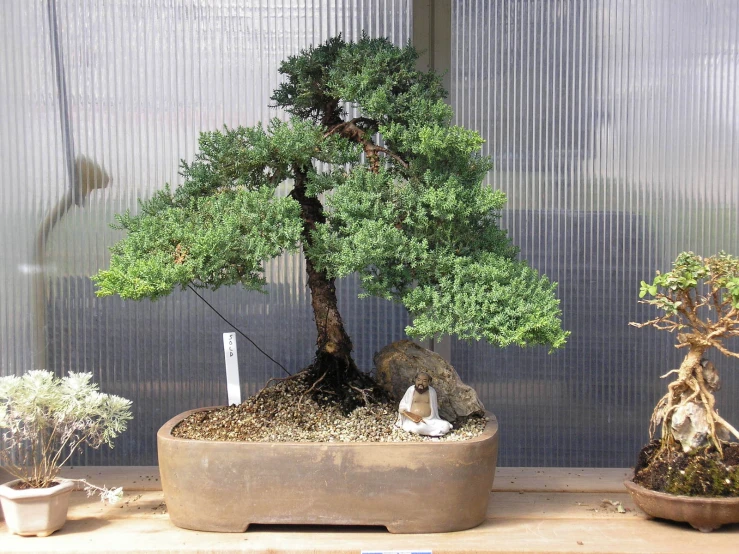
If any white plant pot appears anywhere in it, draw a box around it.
[0,479,75,537]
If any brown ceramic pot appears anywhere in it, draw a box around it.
[158,408,499,533]
[624,479,739,532]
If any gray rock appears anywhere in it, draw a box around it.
[373,340,485,422]
[671,402,710,452]
[671,400,730,452]
[670,361,727,452]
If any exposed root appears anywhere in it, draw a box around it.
[634,440,739,497]
[660,369,680,379]
[255,373,304,404]
[293,351,390,414]
[715,413,739,442]
[652,353,735,457]
[649,394,669,438]
[298,370,328,409]
[695,381,720,453]
[349,384,372,406]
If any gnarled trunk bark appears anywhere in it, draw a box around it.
[662,346,707,443]
[289,167,388,413]
[292,165,356,371]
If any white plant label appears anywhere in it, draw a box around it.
[222,332,241,405]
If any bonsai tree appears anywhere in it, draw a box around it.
[630,252,739,495]
[0,370,132,499]
[92,35,567,410]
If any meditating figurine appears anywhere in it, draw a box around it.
[396,372,452,436]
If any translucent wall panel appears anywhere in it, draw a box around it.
[0,0,411,465]
[452,0,739,466]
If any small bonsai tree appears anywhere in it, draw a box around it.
[92,35,567,409]
[0,370,132,500]
[632,252,739,458]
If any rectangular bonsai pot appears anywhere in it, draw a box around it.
[157,407,499,533]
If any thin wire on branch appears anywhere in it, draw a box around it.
[186,285,291,377]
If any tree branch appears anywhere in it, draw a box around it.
[630,316,681,332]
[324,117,376,137]
[678,288,709,332]
[370,144,409,169]
[324,117,409,171]
[711,341,739,359]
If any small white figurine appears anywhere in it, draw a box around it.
[396,372,452,436]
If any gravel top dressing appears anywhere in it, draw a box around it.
[172,371,487,443]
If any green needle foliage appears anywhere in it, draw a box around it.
[93,34,568,362]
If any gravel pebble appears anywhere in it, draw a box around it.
[173,372,487,443]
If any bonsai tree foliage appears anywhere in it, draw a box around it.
[0,370,132,500]
[632,252,739,456]
[92,35,567,409]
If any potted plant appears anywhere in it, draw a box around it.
[625,251,739,531]
[0,370,132,536]
[92,34,568,533]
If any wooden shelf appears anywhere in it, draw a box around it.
[1,467,737,553]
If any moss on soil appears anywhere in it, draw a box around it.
[634,440,739,497]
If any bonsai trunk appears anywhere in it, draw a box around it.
[291,165,384,411]
[660,345,706,444]
[291,165,354,364]
[657,343,739,454]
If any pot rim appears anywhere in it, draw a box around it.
[0,478,76,501]
[624,479,739,504]
[158,406,498,446]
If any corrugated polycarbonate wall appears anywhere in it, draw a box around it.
[0,0,411,465]
[2,1,738,469]
[451,1,739,466]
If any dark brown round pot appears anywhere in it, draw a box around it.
[624,480,739,532]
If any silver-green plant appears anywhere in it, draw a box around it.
[0,370,132,501]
